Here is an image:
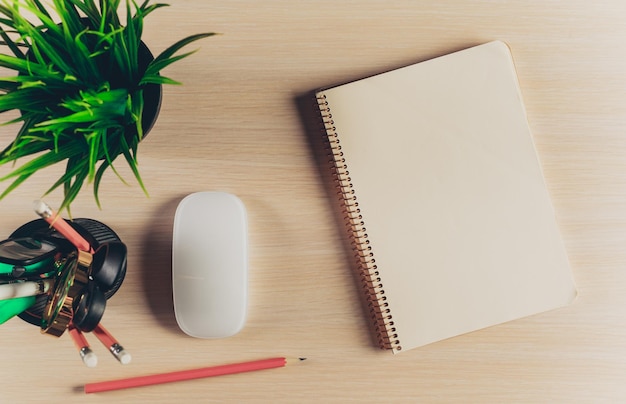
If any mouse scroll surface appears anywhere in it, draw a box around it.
[172,192,248,338]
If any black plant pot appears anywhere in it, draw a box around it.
[134,41,163,139]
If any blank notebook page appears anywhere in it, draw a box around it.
[317,41,577,353]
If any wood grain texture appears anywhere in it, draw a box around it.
[1,1,625,402]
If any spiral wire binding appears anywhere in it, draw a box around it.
[315,93,400,352]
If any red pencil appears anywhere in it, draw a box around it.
[84,357,306,394]
[92,323,131,365]
[68,324,98,368]
[33,200,92,253]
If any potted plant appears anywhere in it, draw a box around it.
[0,0,214,213]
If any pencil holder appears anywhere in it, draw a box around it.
[0,217,127,336]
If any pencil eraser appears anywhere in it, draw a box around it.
[117,350,131,365]
[81,350,98,368]
[172,192,248,338]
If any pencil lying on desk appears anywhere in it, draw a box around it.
[84,357,306,393]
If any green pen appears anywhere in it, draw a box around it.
[0,296,36,325]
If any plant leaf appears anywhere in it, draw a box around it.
[57,158,89,214]
[142,50,195,80]
[66,0,102,27]
[0,142,84,181]
[118,131,148,196]
[0,172,33,200]
[149,33,216,67]
[139,74,180,86]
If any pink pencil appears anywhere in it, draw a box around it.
[68,324,98,368]
[33,200,92,252]
[92,323,131,365]
[84,357,306,393]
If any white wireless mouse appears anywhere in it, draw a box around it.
[172,192,248,338]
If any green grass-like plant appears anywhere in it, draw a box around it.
[0,0,214,213]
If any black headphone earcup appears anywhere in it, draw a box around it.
[91,242,127,299]
[72,282,106,332]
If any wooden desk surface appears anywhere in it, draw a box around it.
[2,1,626,402]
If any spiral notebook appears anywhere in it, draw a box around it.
[315,41,577,353]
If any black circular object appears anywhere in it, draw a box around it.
[91,242,128,297]
[72,282,106,332]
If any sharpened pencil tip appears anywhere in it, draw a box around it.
[298,358,307,361]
